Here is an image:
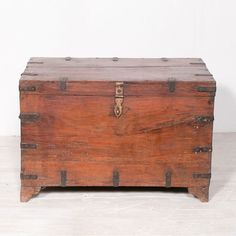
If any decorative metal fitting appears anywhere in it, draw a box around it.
[112,57,119,62]
[114,82,124,118]
[193,146,212,153]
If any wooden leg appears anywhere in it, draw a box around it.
[188,186,209,202]
[20,186,41,202]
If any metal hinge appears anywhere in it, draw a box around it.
[21,143,37,149]
[113,170,119,187]
[20,173,38,180]
[193,146,212,153]
[114,82,124,118]
[60,77,68,91]
[167,78,176,92]
[192,173,211,179]
[19,113,40,123]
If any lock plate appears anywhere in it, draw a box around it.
[114,82,124,118]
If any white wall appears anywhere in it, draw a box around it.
[0,0,235,135]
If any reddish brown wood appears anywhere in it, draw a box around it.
[20,186,41,202]
[28,57,205,68]
[188,186,209,202]
[19,80,215,96]
[19,57,215,202]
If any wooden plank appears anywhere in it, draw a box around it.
[19,80,216,96]
[21,160,210,188]
[21,66,213,82]
[20,94,213,182]
[28,57,205,67]
[23,66,210,74]
[20,95,214,136]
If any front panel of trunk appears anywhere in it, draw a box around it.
[21,93,213,187]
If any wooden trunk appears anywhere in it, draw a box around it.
[19,57,216,202]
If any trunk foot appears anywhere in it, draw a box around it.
[20,186,41,202]
[188,186,209,202]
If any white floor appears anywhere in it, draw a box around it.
[0,133,236,236]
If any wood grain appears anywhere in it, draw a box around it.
[19,58,215,202]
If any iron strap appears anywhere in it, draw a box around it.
[21,143,37,149]
[192,173,211,179]
[19,113,40,123]
[113,170,119,187]
[20,173,38,180]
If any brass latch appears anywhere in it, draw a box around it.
[114,82,124,118]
